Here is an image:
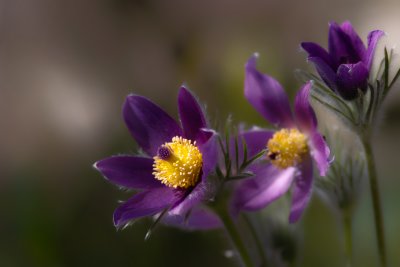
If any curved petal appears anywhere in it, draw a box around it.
[289,157,313,223]
[308,57,338,92]
[340,21,366,61]
[245,54,294,128]
[178,86,209,144]
[233,164,296,212]
[294,82,317,133]
[163,206,222,230]
[309,131,330,176]
[364,30,385,70]
[169,177,213,216]
[123,95,182,156]
[113,187,181,228]
[328,22,360,66]
[336,62,369,100]
[301,42,334,69]
[94,156,162,189]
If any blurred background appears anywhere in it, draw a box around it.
[1,0,400,266]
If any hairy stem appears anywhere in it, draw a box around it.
[362,137,387,267]
[342,208,353,267]
[243,215,269,267]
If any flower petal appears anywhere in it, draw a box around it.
[336,62,369,100]
[123,95,182,156]
[233,164,296,212]
[199,130,218,177]
[163,206,222,230]
[308,57,338,91]
[309,131,330,176]
[230,129,273,167]
[94,156,162,189]
[113,187,181,228]
[294,82,317,133]
[241,129,274,159]
[364,30,385,70]
[328,22,360,67]
[178,86,209,144]
[289,157,313,223]
[340,21,366,61]
[301,42,334,68]
[245,54,294,128]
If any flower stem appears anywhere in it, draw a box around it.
[217,207,254,267]
[342,208,353,267]
[243,215,269,267]
[362,137,387,267]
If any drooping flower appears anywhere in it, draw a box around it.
[232,54,330,223]
[301,21,384,100]
[94,86,220,229]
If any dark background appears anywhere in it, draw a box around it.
[1,0,400,266]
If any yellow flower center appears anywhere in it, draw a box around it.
[267,128,308,169]
[152,136,203,189]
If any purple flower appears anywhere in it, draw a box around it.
[301,21,384,100]
[232,55,330,223]
[94,86,221,229]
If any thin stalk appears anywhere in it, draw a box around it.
[216,207,254,267]
[342,208,353,267]
[243,215,269,267]
[361,137,387,267]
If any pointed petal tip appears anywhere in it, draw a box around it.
[246,53,260,68]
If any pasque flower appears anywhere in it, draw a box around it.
[233,54,330,222]
[301,21,384,100]
[94,86,220,229]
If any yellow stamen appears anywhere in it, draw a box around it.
[267,128,308,169]
[153,136,203,189]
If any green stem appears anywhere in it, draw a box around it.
[243,215,269,267]
[342,208,353,267]
[217,208,253,267]
[362,137,387,267]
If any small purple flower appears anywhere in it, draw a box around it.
[301,21,384,100]
[232,55,330,223]
[94,86,221,229]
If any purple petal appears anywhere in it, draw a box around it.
[123,95,182,156]
[328,22,360,66]
[289,157,313,223]
[294,82,317,133]
[301,42,334,69]
[241,129,274,159]
[364,30,385,70]
[309,131,330,176]
[230,129,273,168]
[340,21,366,61]
[163,206,222,230]
[198,130,218,177]
[178,86,209,144]
[113,187,181,228]
[308,57,338,91]
[336,62,369,100]
[245,54,294,128]
[233,164,296,212]
[169,177,213,216]
[94,156,162,189]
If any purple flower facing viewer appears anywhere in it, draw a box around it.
[233,55,330,223]
[301,21,384,100]
[94,86,221,230]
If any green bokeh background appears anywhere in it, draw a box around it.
[2,0,400,266]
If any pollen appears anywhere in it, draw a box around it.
[267,128,308,169]
[152,136,203,189]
